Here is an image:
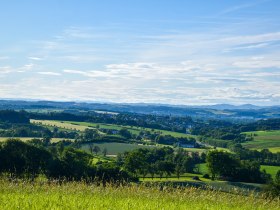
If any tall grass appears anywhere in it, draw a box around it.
[0,180,279,210]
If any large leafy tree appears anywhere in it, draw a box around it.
[206,150,239,180]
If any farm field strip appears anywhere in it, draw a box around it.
[64,120,196,138]
[242,130,280,152]
[31,119,196,138]
[31,119,90,131]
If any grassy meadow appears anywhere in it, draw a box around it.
[197,163,208,174]
[261,165,280,179]
[31,119,195,138]
[0,180,279,210]
[242,130,280,152]
[31,119,90,131]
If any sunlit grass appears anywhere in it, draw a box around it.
[31,119,195,138]
[261,165,280,179]
[0,180,278,210]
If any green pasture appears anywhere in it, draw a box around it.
[64,120,195,138]
[31,119,90,131]
[196,163,208,174]
[31,119,196,139]
[242,130,280,152]
[261,165,280,179]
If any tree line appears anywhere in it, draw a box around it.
[0,139,134,184]
[206,150,271,183]
[116,147,204,179]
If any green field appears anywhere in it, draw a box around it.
[81,142,156,155]
[67,120,196,138]
[196,163,208,174]
[31,119,91,131]
[261,165,280,179]
[0,180,278,210]
[32,119,195,138]
[242,130,280,152]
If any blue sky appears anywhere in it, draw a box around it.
[0,0,280,105]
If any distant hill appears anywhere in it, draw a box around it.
[193,104,263,110]
[0,99,279,120]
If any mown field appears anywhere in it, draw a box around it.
[31,119,195,138]
[31,119,205,154]
[242,130,280,152]
[0,180,278,210]
[31,119,91,131]
[65,120,195,137]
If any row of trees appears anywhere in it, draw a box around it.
[0,123,78,139]
[231,144,280,166]
[117,147,203,179]
[207,150,271,183]
[0,139,133,184]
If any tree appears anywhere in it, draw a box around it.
[102,148,108,157]
[174,148,186,179]
[124,149,149,178]
[148,163,157,180]
[119,128,132,139]
[206,150,239,180]
[88,143,94,154]
[0,139,52,179]
[183,157,195,173]
[84,129,99,141]
[163,161,175,179]
[93,146,101,155]
[155,161,165,179]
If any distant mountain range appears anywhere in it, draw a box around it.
[0,99,279,120]
[191,104,266,110]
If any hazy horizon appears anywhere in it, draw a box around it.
[1,0,280,106]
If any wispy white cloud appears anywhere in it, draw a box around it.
[219,0,271,15]
[1,20,280,105]
[28,56,43,61]
[232,56,280,69]
[0,66,12,74]
[38,72,61,76]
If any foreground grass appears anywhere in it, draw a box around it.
[0,180,279,210]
